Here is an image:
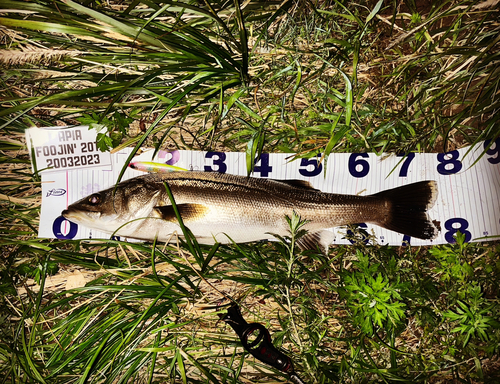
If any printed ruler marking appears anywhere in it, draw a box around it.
[38,137,500,246]
[26,126,111,173]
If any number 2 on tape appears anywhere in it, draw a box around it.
[164,150,180,165]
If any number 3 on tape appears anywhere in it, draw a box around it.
[204,152,227,173]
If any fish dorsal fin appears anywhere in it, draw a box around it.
[274,179,318,190]
[296,230,335,254]
[154,204,209,223]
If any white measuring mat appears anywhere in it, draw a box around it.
[37,127,500,246]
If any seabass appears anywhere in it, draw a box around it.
[62,172,439,251]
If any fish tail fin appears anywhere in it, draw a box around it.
[373,180,440,240]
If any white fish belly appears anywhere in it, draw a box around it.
[132,199,292,244]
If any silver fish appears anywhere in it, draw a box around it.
[62,171,439,251]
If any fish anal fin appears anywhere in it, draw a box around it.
[275,179,318,190]
[296,230,335,254]
[154,204,209,223]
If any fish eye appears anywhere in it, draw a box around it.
[88,194,101,205]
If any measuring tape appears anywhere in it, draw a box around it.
[35,126,500,246]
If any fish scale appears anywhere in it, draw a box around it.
[62,171,439,252]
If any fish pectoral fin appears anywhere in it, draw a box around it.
[153,204,209,223]
[273,179,319,191]
[296,230,335,254]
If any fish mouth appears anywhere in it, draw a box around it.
[62,207,99,223]
[62,208,79,220]
[61,208,75,221]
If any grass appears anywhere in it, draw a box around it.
[1,0,500,383]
